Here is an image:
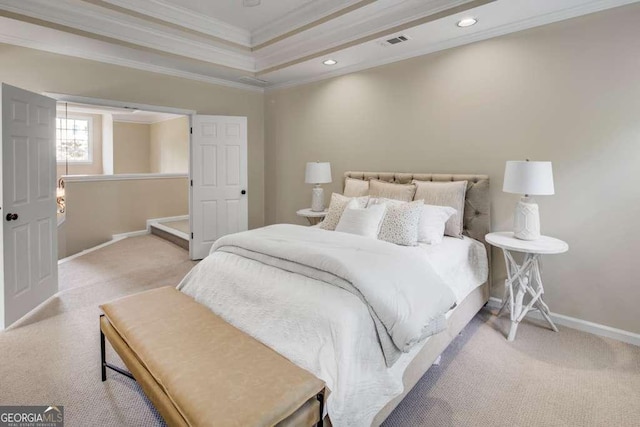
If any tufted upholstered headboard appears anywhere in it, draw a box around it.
[343,171,491,258]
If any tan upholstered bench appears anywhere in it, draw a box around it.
[99,287,326,427]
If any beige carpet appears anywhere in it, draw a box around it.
[0,235,638,427]
[0,235,196,426]
[383,312,640,427]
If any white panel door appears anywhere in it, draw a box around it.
[1,83,58,329]
[190,115,247,260]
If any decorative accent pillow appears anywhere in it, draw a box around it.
[320,193,368,231]
[370,198,423,246]
[418,204,457,244]
[369,179,416,202]
[335,200,387,238]
[343,178,370,197]
[413,180,467,238]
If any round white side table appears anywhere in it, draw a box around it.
[296,208,327,226]
[485,231,569,341]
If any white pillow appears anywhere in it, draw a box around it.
[413,180,467,238]
[418,204,457,244]
[370,198,423,246]
[320,193,369,231]
[335,200,387,238]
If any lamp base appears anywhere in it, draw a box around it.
[311,185,325,212]
[513,196,540,240]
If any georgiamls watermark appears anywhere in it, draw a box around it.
[0,406,64,427]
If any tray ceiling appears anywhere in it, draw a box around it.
[158,0,345,32]
[0,0,637,91]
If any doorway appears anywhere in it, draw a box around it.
[48,92,249,261]
[1,85,248,329]
[54,101,191,259]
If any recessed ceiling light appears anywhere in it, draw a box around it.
[322,59,338,66]
[243,0,261,7]
[457,17,477,28]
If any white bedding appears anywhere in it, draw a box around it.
[420,236,489,303]
[178,228,487,426]
[208,225,456,365]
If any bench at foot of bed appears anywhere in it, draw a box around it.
[99,286,326,427]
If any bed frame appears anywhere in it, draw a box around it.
[342,172,491,425]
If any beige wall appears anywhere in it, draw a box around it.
[59,177,188,258]
[56,112,103,181]
[265,5,640,334]
[150,116,189,173]
[0,44,265,229]
[113,121,151,173]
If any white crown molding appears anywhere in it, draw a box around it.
[1,0,636,92]
[0,0,256,71]
[265,0,639,90]
[254,0,471,71]
[486,298,640,347]
[251,0,364,46]
[0,20,263,93]
[100,0,252,47]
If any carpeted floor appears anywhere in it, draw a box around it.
[0,235,638,426]
[383,312,640,427]
[0,235,196,426]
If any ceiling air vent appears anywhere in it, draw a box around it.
[381,34,410,46]
[239,76,270,87]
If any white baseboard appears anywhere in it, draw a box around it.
[487,297,640,347]
[58,229,149,264]
[58,237,125,264]
[112,229,149,239]
[146,215,189,231]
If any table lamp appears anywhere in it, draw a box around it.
[503,160,554,240]
[305,162,332,212]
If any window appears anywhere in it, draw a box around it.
[56,116,92,163]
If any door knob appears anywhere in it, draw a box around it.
[241,190,246,195]
[6,213,18,221]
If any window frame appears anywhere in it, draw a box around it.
[56,114,94,165]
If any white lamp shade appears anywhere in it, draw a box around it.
[503,161,554,195]
[305,162,332,184]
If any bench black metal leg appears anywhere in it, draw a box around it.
[100,314,135,382]
[317,391,325,427]
[100,316,106,381]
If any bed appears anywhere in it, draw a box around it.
[178,172,490,426]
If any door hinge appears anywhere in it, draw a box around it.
[190,127,193,134]
[190,180,193,187]
[191,232,194,239]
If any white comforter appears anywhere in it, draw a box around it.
[178,225,458,426]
